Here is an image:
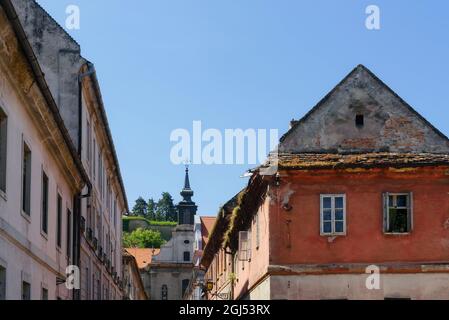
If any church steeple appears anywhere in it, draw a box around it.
[181,165,193,202]
[177,165,197,225]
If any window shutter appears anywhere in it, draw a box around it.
[382,193,389,232]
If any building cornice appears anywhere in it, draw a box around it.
[0,3,88,191]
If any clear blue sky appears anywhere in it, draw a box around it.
[37,0,449,216]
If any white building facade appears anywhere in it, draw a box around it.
[0,1,88,300]
[1,0,129,300]
[78,63,128,300]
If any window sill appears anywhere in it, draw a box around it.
[384,232,411,236]
[21,211,31,223]
[0,189,7,202]
[41,231,48,241]
[321,233,346,237]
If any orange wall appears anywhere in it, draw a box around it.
[269,167,449,265]
[233,197,271,299]
[205,196,271,300]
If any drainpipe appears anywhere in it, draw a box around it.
[71,63,95,300]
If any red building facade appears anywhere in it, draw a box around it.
[202,65,449,300]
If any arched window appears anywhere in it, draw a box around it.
[182,279,189,297]
[183,251,190,262]
[161,285,168,300]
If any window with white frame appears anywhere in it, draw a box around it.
[57,194,62,248]
[93,139,96,180]
[0,108,7,194]
[22,281,30,300]
[41,286,48,300]
[0,265,5,300]
[238,231,251,261]
[67,209,72,260]
[383,193,412,234]
[320,194,346,236]
[86,120,91,166]
[255,213,260,249]
[41,170,49,235]
[22,141,32,216]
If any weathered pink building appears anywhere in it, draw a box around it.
[202,65,449,300]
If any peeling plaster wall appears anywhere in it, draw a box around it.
[280,66,449,154]
[13,0,85,149]
[269,169,449,266]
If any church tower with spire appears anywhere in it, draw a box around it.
[177,166,197,225]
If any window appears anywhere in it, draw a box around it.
[224,250,227,272]
[98,154,103,194]
[67,209,72,259]
[104,282,109,300]
[0,266,5,300]
[57,194,62,248]
[86,120,91,165]
[183,251,190,262]
[182,279,189,297]
[356,114,364,127]
[41,171,49,234]
[238,231,251,261]
[22,142,31,216]
[93,139,96,180]
[85,267,90,300]
[383,193,412,233]
[113,199,117,227]
[41,287,48,300]
[0,108,7,193]
[22,281,30,300]
[92,274,96,300]
[255,213,260,249]
[320,194,346,236]
[161,285,168,300]
[97,279,101,300]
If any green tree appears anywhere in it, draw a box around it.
[147,198,157,220]
[156,192,177,222]
[122,228,165,248]
[132,196,147,216]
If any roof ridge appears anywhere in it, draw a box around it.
[279,64,362,142]
[279,64,449,147]
[33,0,80,47]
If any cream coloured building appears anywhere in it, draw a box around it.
[0,1,89,300]
[0,0,129,300]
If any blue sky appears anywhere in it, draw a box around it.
[37,0,449,216]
